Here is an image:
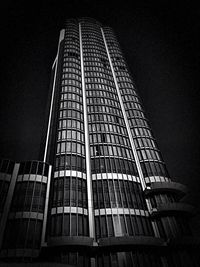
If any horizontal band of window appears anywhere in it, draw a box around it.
[0,249,40,258]
[17,174,47,183]
[0,173,11,182]
[92,173,139,182]
[139,159,165,165]
[51,206,88,216]
[9,212,44,220]
[90,155,136,161]
[54,170,86,179]
[145,176,170,184]
[94,208,149,217]
[56,152,85,157]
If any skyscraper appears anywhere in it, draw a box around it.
[0,17,199,266]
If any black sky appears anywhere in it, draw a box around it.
[0,0,200,233]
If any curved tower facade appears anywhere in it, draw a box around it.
[0,17,199,267]
[41,17,198,266]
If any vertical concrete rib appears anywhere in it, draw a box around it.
[43,29,65,162]
[101,28,160,237]
[79,22,95,239]
[101,28,146,191]
[0,163,19,249]
[41,165,52,246]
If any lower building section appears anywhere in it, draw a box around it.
[38,244,200,267]
[0,158,199,266]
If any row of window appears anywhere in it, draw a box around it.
[86,97,120,108]
[60,93,82,102]
[137,148,161,161]
[85,77,114,86]
[61,85,82,94]
[11,182,46,213]
[56,141,85,156]
[95,215,153,238]
[88,113,124,125]
[96,250,162,267]
[63,57,80,64]
[149,193,176,208]
[18,161,49,176]
[86,89,118,99]
[52,177,87,208]
[87,105,122,117]
[126,108,145,118]
[62,73,81,80]
[120,87,137,96]
[118,81,135,90]
[133,137,156,149]
[91,157,138,175]
[117,76,132,83]
[64,48,79,55]
[93,179,146,209]
[140,161,169,179]
[58,119,84,131]
[84,70,113,80]
[131,127,152,137]
[61,78,81,87]
[157,216,192,239]
[60,100,83,111]
[59,109,83,120]
[84,60,109,68]
[88,123,127,136]
[63,67,81,74]
[84,65,111,73]
[55,155,86,172]
[63,62,81,69]
[3,219,42,249]
[129,118,149,127]
[85,82,116,92]
[58,130,84,142]
[90,144,133,159]
[50,214,89,237]
[89,133,130,147]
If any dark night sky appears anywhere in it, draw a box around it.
[0,1,200,233]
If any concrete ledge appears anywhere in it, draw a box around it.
[47,236,94,247]
[98,236,165,247]
[150,203,196,217]
[145,181,187,198]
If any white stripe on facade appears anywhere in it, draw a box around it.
[101,28,146,192]
[9,212,44,220]
[51,206,88,216]
[17,174,47,183]
[43,29,65,162]
[0,173,11,182]
[54,170,86,179]
[94,208,149,217]
[145,176,170,183]
[92,173,139,183]
[79,23,95,239]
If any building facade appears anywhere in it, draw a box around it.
[0,17,199,267]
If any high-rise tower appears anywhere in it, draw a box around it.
[0,17,199,267]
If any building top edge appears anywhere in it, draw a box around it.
[65,17,103,26]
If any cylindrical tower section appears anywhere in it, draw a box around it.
[102,26,193,243]
[80,18,158,247]
[48,19,92,251]
[1,161,50,259]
